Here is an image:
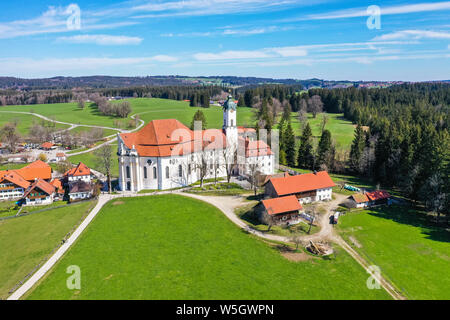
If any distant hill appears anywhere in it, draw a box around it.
[1,75,443,91]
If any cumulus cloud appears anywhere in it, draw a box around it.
[373,30,450,41]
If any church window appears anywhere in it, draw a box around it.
[144,167,148,179]
[153,167,157,179]
[166,166,169,179]
[126,166,130,179]
[179,165,183,177]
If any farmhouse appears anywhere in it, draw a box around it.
[0,171,30,201]
[22,179,55,206]
[64,162,92,183]
[41,142,55,150]
[260,195,303,225]
[68,180,94,202]
[15,160,52,182]
[117,95,275,191]
[50,178,65,201]
[265,171,335,204]
[56,153,66,162]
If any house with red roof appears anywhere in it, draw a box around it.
[260,195,303,225]
[41,142,55,150]
[64,162,92,183]
[56,153,66,162]
[50,178,65,201]
[265,171,335,204]
[349,193,370,208]
[366,190,391,206]
[0,171,31,201]
[22,179,56,206]
[117,95,274,191]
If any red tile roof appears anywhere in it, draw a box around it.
[366,190,391,201]
[269,171,335,196]
[50,179,64,194]
[244,139,273,157]
[23,179,55,198]
[351,193,369,203]
[41,142,54,149]
[262,195,302,215]
[56,153,65,157]
[65,162,91,177]
[0,171,31,189]
[15,160,52,181]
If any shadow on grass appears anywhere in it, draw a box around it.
[366,205,450,243]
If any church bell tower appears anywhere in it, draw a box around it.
[223,95,238,148]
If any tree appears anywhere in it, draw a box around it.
[248,163,260,196]
[349,124,366,173]
[194,152,209,187]
[190,110,207,130]
[320,113,329,132]
[284,122,296,167]
[0,123,20,153]
[262,211,275,231]
[94,145,113,193]
[307,205,316,234]
[308,95,323,118]
[55,160,73,175]
[297,123,314,169]
[38,153,48,162]
[316,130,333,170]
[222,145,237,183]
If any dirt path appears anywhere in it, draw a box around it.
[181,192,406,300]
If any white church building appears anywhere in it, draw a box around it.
[117,96,275,191]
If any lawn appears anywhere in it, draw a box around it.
[68,126,119,138]
[27,195,389,300]
[0,112,70,135]
[0,200,97,299]
[289,113,355,150]
[68,143,119,176]
[337,205,450,300]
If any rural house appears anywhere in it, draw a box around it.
[68,180,94,202]
[260,195,303,225]
[265,171,335,204]
[22,179,56,206]
[0,171,30,201]
[64,162,92,183]
[349,190,391,208]
[349,193,369,208]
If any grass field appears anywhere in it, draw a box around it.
[68,143,119,176]
[27,195,389,300]
[289,113,355,150]
[68,126,119,138]
[0,112,70,135]
[0,200,97,299]
[337,205,450,300]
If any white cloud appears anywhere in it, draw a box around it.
[297,1,450,21]
[194,50,273,61]
[373,30,450,41]
[131,0,301,19]
[57,34,143,45]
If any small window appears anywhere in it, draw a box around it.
[165,166,169,179]
[126,166,130,179]
[231,119,234,127]
[153,167,157,179]
[188,164,192,175]
[178,165,182,177]
[143,167,148,179]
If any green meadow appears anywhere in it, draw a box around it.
[0,200,97,299]
[0,112,70,135]
[27,195,389,300]
[337,205,450,300]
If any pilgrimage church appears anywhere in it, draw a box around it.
[117,96,275,191]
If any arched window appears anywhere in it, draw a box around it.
[188,164,192,175]
[179,165,182,177]
[165,166,169,179]
[153,167,157,179]
[126,166,130,179]
[143,167,147,179]
[231,119,234,127]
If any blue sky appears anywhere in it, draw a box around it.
[0,0,449,80]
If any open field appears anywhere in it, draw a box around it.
[337,205,450,300]
[0,112,70,135]
[0,200,97,299]
[289,113,355,150]
[68,126,119,138]
[27,195,389,300]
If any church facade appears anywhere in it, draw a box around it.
[117,96,275,191]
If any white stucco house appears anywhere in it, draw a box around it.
[117,95,275,191]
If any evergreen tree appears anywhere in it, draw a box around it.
[285,122,296,167]
[297,123,314,169]
[237,95,245,107]
[317,129,332,170]
[349,123,366,172]
[190,110,207,130]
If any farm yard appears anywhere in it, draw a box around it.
[27,195,389,300]
[337,206,450,300]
